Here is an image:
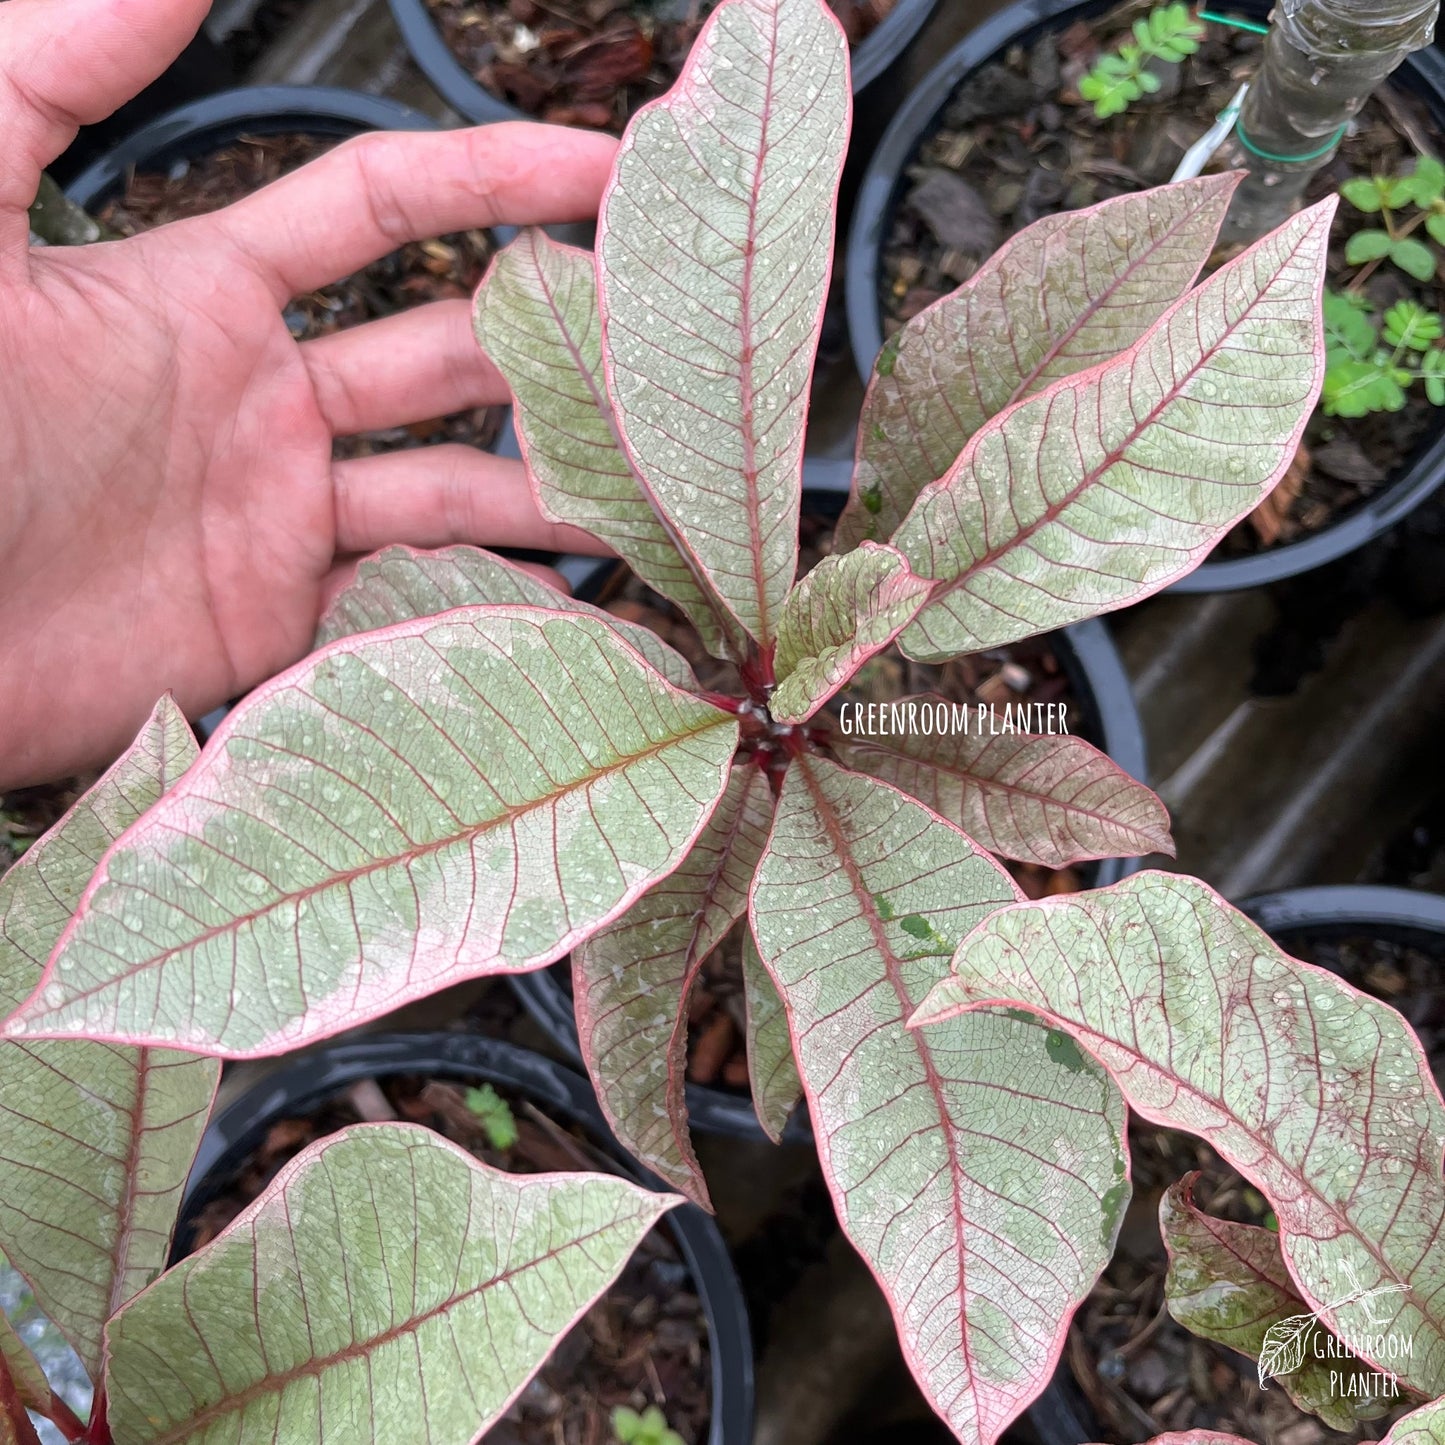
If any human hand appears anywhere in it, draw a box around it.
[0,0,616,789]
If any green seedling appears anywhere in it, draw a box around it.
[612,1404,685,1445]
[465,1083,520,1151]
[1078,3,1205,118]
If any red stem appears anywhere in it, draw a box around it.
[49,1393,87,1444]
[737,714,770,745]
[0,1355,43,1445]
[761,749,789,797]
[697,690,745,715]
[81,1390,110,1445]
[739,642,776,705]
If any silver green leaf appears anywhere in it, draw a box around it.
[837,175,1240,550]
[9,608,737,1058]
[0,698,217,1380]
[597,0,850,648]
[770,543,932,723]
[1382,1399,1445,1443]
[837,702,1173,866]
[912,870,1445,1397]
[1161,1174,1400,1428]
[740,924,800,1142]
[573,759,774,1203]
[0,1313,49,1419]
[750,758,1129,1445]
[104,1123,680,1445]
[0,700,196,995]
[895,201,1334,661]
[472,231,743,659]
[315,543,695,687]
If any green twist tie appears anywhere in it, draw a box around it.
[1234,121,1349,162]
[1193,11,1347,164]
[1197,9,1271,33]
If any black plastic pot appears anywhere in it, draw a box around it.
[53,32,237,185]
[65,86,439,211]
[843,0,1445,591]
[1027,882,1445,1445]
[176,1031,754,1445]
[389,0,940,125]
[509,961,813,1142]
[512,491,1150,1141]
[1242,883,1445,946]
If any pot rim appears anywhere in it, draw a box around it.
[64,85,440,211]
[841,0,1445,591]
[1241,882,1445,945]
[178,1029,755,1445]
[386,0,941,125]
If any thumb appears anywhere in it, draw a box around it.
[0,0,209,258]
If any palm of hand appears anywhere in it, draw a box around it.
[0,114,615,788]
[6,229,337,766]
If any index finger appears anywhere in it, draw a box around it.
[206,122,617,302]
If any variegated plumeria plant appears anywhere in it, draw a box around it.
[0,698,683,1445]
[6,0,1445,1440]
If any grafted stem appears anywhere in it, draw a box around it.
[1221,0,1439,242]
[28,174,114,246]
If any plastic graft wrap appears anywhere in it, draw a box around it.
[1222,0,1438,239]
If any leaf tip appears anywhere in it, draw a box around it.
[904,984,964,1031]
[643,1155,713,1213]
[1188,167,1245,209]
[653,1189,690,1216]
[1138,809,1177,859]
[752,1106,787,1146]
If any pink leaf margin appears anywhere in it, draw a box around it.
[472,232,618,531]
[0,695,221,1377]
[748,765,1127,1445]
[2,604,736,1058]
[906,867,1445,1385]
[103,1121,684,1445]
[572,758,773,1210]
[849,169,1244,477]
[593,0,854,651]
[471,236,747,661]
[904,199,1336,628]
